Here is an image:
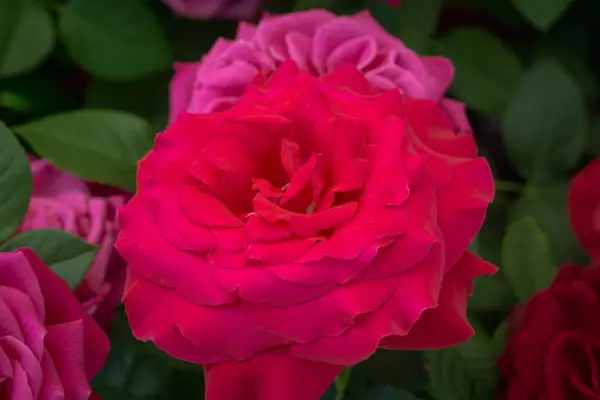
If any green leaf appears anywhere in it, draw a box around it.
[477,192,514,266]
[395,0,442,53]
[501,218,559,301]
[492,319,508,357]
[434,28,523,116]
[335,367,352,400]
[469,273,516,311]
[93,313,204,399]
[362,385,421,400]
[367,0,441,53]
[0,0,21,64]
[0,121,32,243]
[426,324,497,400]
[510,0,573,31]
[1,229,98,288]
[352,350,429,393]
[59,0,171,80]
[511,185,588,264]
[86,73,170,133]
[13,110,154,192]
[1,2,55,77]
[502,59,587,183]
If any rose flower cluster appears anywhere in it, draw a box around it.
[117,35,496,399]
[1,7,501,400]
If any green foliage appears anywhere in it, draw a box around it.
[435,28,523,115]
[369,0,442,53]
[502,59,587,184]
[426,322,498,400]
[510,0,573,31]
[360,385,422,400]
[1,229,98,288]
[0,1,55,77]
[59,0,171,80]
[92,313,204,399]
[0,121,32,243]
[352,351,429,393]
[502,218,559,301]
[510,185,587,264]
[0,0,21,61]
[587,116,600,156]
[86,73,170,133]
[13,110,154,192]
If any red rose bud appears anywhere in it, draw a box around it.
[116,61,496,400]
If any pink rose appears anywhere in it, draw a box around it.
[162,0,260,20]
[169,9,470,133]
[0,249,109,398]
[21,159,127,328]
[117,62,496,400]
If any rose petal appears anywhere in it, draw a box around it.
[203,348,342,400]
[44,321,92,399]
[380,252,497,349]
[291,242,444,365]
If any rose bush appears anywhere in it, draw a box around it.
[162,0,260,20]
[21,159,126,329]
[569,158,600,264]
[116,61,496,400]
[0,249,109,398]
[497,265,600,400]
[169,9,471,133]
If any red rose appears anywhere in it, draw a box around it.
[569,158,600,264]
[116,62,496,400]
[498,265,600,400]
[0,249,109,398]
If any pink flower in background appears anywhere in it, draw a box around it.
[162,0,260,20]
[0,249,109,398]
[20,159,127,329]
[169,9,470,132]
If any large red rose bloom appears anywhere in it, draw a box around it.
[116,61,496,400]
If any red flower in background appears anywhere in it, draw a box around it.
[498,158,600,400]
[569,158,600,264]
[116,62,495,400]
[0,249,109,398]
[498,265,600,400]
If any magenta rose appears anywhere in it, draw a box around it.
[117,61,496,400]
[169,9,470,133]
[20,159,126,328]
[162,0,260,20]
[0,249,109,398]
